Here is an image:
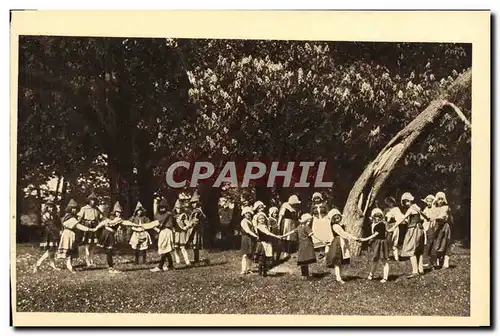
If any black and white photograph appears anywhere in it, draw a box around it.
[10,10,490,327]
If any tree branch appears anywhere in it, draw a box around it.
[444,101,472,129]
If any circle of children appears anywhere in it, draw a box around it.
[33,189,452,283]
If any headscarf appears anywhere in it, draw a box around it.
[288,195,301,205]
[311,192,323,201]
[241,206,254,216]
[299,213,313,223]
[253,201,265,211]
[401,192,414,205]
[434,191,448,205]
[268,207,279,216]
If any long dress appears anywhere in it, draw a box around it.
[326,223,351,267]
[385,206,405,250]
[370,222,390,262]
[400,207,425,258]
[56,214,80,259]
[310,201,332,248]
[297,225,317,265]
[39,211,62,252]
[431,205,452,258]
[279,203,299,253]
[186,207,205,250]
[240,218,257,257]
[155,211,175,255]
[254,223,274,263]
[174,212,190,248]
[268,217,282,256]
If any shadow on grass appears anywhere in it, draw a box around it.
[311,271,330,279]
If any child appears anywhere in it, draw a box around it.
[173,201,191,266]
[77,192,103,267]
[388,192,426,278]
[384,196,405,261]
[278,195,301,258]
[150,199,176,272]
[310,192,332,255]
[421,194,436,267]
[129,202,152,265]
[186,194,206,265]
[360,208,390,283]
[95,202,136,273]
[239,206,258,274]
[33,200,62,273]
[325,209,361,284]
[431,192,452,269]
[254,212,282,276]
[268,207,282,262]
[56,199,92,273]
[293,213,324,279]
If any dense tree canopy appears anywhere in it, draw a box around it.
[17,36,472,245]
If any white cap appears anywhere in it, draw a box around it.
[401,192,414,204]
[288,195,301,205]
[327,208,342,219]
[253,201,265,211]
[300,213,313,223]
[311,192,323,201]
[268,207,279,215]
[241,206,254,216]
[370,208,384,218]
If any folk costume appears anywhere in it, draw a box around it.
[268,207,282,261]
[325,209,359,284]
[385,196,405,261]
[278,195,301,256]
[151,199,176,272]
[389,192,426,278]
[254,212,280,276]
[33,200,62,273]
[430,192,452,268]
[173,200,192,266]
[129,202,152,264]
[218,197,235,248]
[421,195,437,265]
[77,192,103,267]
[186,194,206,264]
[39,200,62,252]
[78,192,103,244]
[363,208,390,283]
[240,206,258,274]
[95,202,136,273]
[310,193,332,251]
[296,214,317,278]
[57,199,92,272]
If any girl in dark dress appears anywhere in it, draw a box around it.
[388,192,426,278]
[95,202,137,273]
[239,206,258,274]
[283,213,325,279]
[430,192,452,269]
[33,200,63,273]
[254,212,282,276]
[268,207,282,262]
[278,195,301,258]
[360,208,390,283]
[325,209,361,284]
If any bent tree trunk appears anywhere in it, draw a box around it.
[343,69,472,256]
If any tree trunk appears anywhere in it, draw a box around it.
[343,69,472,256]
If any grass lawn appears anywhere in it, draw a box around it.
[15,243,469,315]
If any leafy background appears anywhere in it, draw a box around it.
[17,37,471,245]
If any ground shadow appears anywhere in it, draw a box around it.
[311,271,330,279]
[342,275,363,281]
